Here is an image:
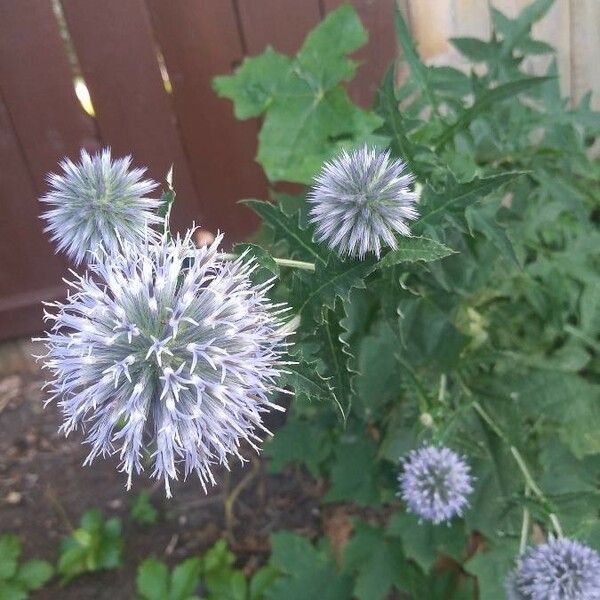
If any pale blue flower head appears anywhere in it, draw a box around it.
[38,231,289,496]
[308,146,418,259]
[40,148,160,265]
[506,538,600,600]
[399,445,473,524]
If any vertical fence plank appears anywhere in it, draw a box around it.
[0,0,86,337]
[0,0,99,192]
[60,0,199,232]
[237,0,322,55]
[0,93,67,338]
[405,0,578,104]
[145,0,266,241]
[323,0,397,107]
[453,0,491,39]
[569,0,600,107]
[402,0,454,64]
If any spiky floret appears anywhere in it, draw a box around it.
[506,538,600,600]
[308,145,418,259]
[40,148,160,265]
[37,231,289,496]
[399,445,473,524]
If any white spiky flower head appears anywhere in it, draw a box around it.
[308,145,418,259]
[40,148,161,265]
[399,445,473,524]
[37,231,290,497]
[506,538,600,600]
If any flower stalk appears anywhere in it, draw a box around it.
[220,253,315,271]
[471,400,563,538]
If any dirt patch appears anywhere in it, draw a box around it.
[0,340,322,600]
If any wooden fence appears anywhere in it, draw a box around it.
[0,0,396,340]
[1,0,598,340]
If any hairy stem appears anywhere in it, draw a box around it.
[519,487,531,555]
[223,458,261,542]
[220,253,315,271]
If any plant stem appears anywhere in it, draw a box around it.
[438,373,447,404]
[223,458,261,542]
[471,400,563,538]
[519,487,531,555]
[220,253,315,271]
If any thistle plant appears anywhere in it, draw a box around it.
[506,538,600,600]
[30,2,600,595]
[308,145,418,259]
[38,231,289,496]
[40,148,160,265]
[398,445,473,524]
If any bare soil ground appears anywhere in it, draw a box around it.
[0,339,324,599]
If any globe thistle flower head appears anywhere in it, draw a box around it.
[40,148,161,265]
[399,445,473,524]
[308,145,418,259]
[506,538,600,600]
[37,231,290,497]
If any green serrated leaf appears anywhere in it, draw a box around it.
[249,565,279,600]
[0,582,27,600]
[415,172,521,230]
[343,522,406,600]
[170,558,201,600]
[213,48,291,119]
[450,37,498,62]
[294,256,375,323]
[436,77,552,149]
[243,199,325,265]
[465,540,519,599]
[325,436,380,505]
[377,237,455,268]
[279,360,337,407]
[130,490,159,526]
[265,417,333,478]
[394,3,438,114]
[387,513,467,572]
[234,243,280,276]
[499,0,555,59]
[314,310,356,419]
[15,560,53,591]
[158,167,175,229]
[137,559,169,600]
[266,533,352,600]
[375,66,418,174]
[0,535,20,580]
[58,509,123,583]
[215,6,381,184]
[465,200,520,267]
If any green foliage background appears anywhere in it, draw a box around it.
[214,1,600,598]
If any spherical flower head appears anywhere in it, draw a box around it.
[506,538,600,600]
[399,445,473,524]
[40,148,161,265]
[308,145,418,259]
[38,231,290,497]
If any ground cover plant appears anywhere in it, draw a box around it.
[12,0,600,598]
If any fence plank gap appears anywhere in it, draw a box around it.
[60,0,199,233]
[323,0,397,108]
[237,0,322,55]
[0,0,99,192]
[146,0,268,242]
